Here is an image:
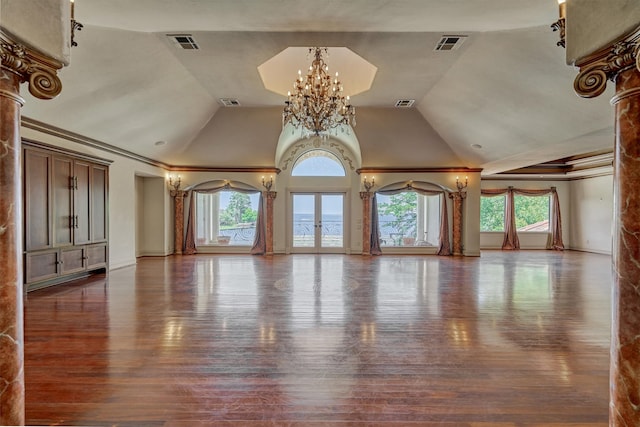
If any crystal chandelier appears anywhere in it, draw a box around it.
[282,47,356,138]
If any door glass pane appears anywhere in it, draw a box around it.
[293,194,315,247]
[321,194,343,248]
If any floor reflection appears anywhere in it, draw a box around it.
[25,251,611,425]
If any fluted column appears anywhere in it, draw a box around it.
[0,30,62,426]
[171,190,187,255]
[449,191,466,256]
[573,33,640,426]
[360,191,373,255]
[265,191,277,255]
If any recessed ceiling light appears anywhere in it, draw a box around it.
[154,140,166,146]
[471,144,482,149]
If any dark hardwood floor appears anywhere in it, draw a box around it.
[24,251,611,426]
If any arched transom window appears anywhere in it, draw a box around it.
[291,150,346,176]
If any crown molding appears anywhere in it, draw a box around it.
[357,167,483,174]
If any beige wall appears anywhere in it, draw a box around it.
[0,0,70,64]
[567,0,640,65]
[569,175,613,254]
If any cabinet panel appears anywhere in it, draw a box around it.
[53,156,74,247]
[86,243,108,270]
[91,165,108,242]
[24,149,51,251]
[23,141,110,289]
[60,247,86,275]
[25,250,58,283]
[74,161,91,245]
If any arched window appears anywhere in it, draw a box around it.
[377,191,441,247]
[196,190,260,246]
[291,150,346,176]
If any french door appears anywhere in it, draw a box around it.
[291,193,345,253]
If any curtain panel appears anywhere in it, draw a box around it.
[183,180,267,255]
[370,181,451,256]
[480,187,564,251]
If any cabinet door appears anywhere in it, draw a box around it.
[24,149,52,251]
[25,250,59,283]
[86,243,108,270]
[91,164,108,242]
[52,156,74,247]
[60,247,86,275]
[73,160,91,245]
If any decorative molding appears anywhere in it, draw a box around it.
[357,167,482,174]
[574,27,640,98]
[171,166,281,173]
[22,138,113,165]
[280,138,356,171]
[0,30,63,100]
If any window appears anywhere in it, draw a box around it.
[291,150,345,176]
[376,192,441,247]
[195,191,259,246]
[480,196,505,231]
[480,194,550,232]
[514,195,550,232]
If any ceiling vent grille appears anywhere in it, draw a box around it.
[395,99,415,108]
[219,98,241,107]
[435,35,467,51]
[168,34,199,50]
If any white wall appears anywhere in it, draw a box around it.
[569,175,613,254]
[480,180,571,250]
[21,126,170,270]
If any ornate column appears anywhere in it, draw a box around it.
[449,178,467,256]
[265,191,277,255]
[574,32,640,426]
[171,189,187,255]
[360,191,373,255]
[0,31,62,426]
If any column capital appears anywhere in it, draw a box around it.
[0,30,63,100]
[574,28,640,99]
[265,190,277,200]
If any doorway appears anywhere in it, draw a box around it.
[291,193,345,253]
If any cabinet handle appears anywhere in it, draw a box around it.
[70,215,74,228]
[74,176,78,190]
[74,215,79,228]
[69,176,75,189]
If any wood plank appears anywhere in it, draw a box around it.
[24,251,611,426]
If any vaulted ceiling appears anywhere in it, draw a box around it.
[19,0,615,175]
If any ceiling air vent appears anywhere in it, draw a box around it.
[434,35,467,51]
[395,99,415,108]
[219,98,241,107]
[168,34,199,50]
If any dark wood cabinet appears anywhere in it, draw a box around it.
[23,141,111,291]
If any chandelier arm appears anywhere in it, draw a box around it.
[282,47,355,137]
